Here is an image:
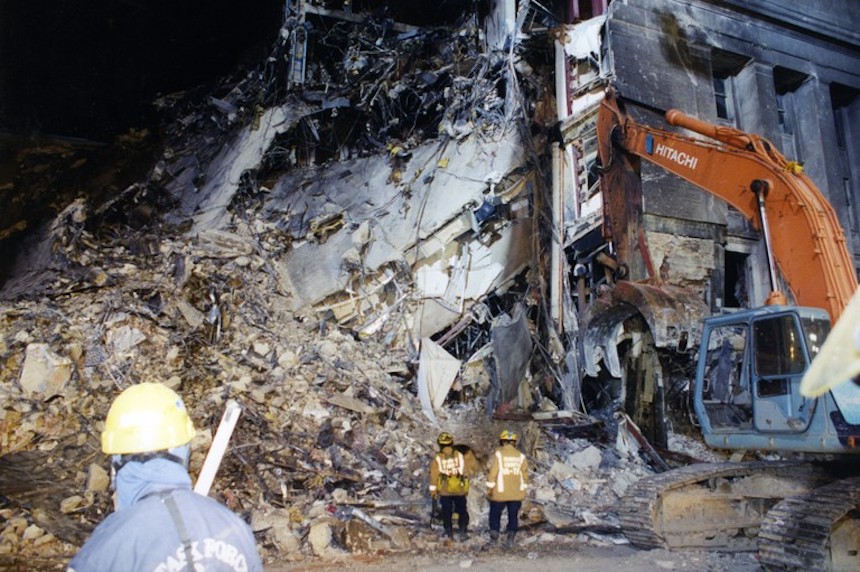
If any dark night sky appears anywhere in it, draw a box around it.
[0,0,485,140]
[0,0,283,139]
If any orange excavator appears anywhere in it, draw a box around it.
[585,88,860,571]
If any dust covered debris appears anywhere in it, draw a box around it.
[0,2,717,569]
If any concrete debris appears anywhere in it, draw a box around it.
[569,445,602,473]
[84,464,109,493]
[0,1,735,569]
[18,343,72,399]
[308,520,339,557]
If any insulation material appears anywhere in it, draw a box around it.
[416,338,462,422]
[561,16,606,60]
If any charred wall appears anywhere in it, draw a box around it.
[603,0,860,309]
[0,0,284,287]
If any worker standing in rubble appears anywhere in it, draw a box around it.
[68,383,262,572]
[486,429,529,547]
[429,432,472,541]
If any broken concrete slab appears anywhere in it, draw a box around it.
[18,343,72,399]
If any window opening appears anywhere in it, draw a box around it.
[830,84,859,244]
[773,67,806,160]
[711,49,749,124]
[724,250,749,309]
[713,76,732,120]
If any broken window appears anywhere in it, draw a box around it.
[831,83,860,253]
[773,66,808,161]
[723,249,749,309]
[701,324,751,429]
[711,49,749,123]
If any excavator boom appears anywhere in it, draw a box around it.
[591,88,860,572]
[598,89,857,321]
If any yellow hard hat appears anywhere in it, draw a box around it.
[101,383,196,455]
[437,432,454,446]
[499,430,518,442]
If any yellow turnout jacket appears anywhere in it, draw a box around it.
[429,445,470,497]
[486,443,528,501]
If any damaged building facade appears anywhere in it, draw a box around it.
[2,0,860,444]
[557,0,860,445]
[1,0,860,566]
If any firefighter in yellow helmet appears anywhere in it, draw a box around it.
[68,383,262,572]
[429,431,474,541]
[486,429,529,546]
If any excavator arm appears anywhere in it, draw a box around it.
[597,88,857,322]
[591,90,860,569]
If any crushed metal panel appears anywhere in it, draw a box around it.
[188,99,316,231]
[265,128,528,310]
[413,299,463,343]
[415,255,464,306]
[582,281,709,378]
[412,212,473,262]
[411,215,533,339]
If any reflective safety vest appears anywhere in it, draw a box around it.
[486,444,528,502]
[429,447,469,496]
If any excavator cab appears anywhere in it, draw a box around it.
[694,305,860,453]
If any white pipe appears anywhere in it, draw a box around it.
[194,399,242,496]
[550,37,570,333]
[551,145,564,333]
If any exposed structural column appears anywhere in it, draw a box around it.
[550,32,577,334]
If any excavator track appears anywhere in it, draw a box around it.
[619,461,834,551]
[758,476,860,572]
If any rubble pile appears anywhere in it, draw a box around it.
[0,228,637,560]
[0,184,645,564]
[0,220,720,564]
[0,3,724,569]
[0,209,691,567]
